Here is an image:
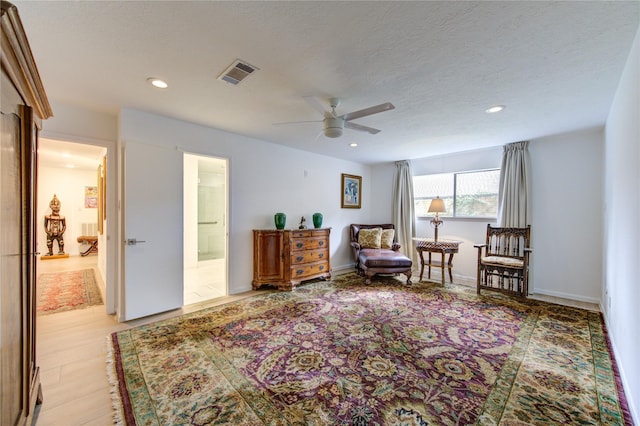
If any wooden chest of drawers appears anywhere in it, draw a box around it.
[253,228,331,291]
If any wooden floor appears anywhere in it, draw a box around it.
[33,255,260,425]
[32,256,598,425]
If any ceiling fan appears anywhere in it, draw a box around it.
[274,96,395,138]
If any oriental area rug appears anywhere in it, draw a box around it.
[107,273,631,425]
[37,268,103,315]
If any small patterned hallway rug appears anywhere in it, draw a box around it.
[37,268,103,315]
[107,274,632,425]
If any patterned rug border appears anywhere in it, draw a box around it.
[599,316,633,425]
[107,333,134,426]
[37,268,103,315]
[418,279,632,425]
[106,275,632,425]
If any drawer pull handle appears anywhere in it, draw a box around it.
[318,241,324,246]
[318,253,324,258]
[296,243,303,248]
[296,256,303,262]
[319,265,324,271]
[296,269,304,275]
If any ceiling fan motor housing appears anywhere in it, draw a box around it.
[324,117,344,138]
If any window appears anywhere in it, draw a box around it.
[413,169,500,218]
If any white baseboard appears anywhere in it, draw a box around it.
[532,288,600,305]
[331,264,355,274]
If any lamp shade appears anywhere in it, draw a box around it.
[427,197,446,213]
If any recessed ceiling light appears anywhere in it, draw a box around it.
[147,78,168,89]
[349,143,358,147]
[485,105,505,113]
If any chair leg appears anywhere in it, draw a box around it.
[403,270,412,285]
[364,272,373,285]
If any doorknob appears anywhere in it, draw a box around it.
[125,238,146,245]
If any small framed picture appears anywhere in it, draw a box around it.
[85,185,98,208]
[341,173,362,209]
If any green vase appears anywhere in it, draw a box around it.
[312,213,323,228]
[274,213,286,229]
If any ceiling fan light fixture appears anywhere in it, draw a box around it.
[324,117,344,138]
[325,128,343,138]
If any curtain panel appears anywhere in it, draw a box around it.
[498,141,531,227]
[393,160,417,263]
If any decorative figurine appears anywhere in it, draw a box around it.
[44,194,66,256]
[298,216,307,229]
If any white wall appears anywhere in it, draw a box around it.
[604,26,639,423]
[38,166,99,256]
[43,101,118,142]
[119,109,373,301]
[529,127,604,303]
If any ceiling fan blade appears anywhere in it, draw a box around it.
[340,102,395,122]
[272,120,322,126]
[345,121,381,135]
[302,96,329,116]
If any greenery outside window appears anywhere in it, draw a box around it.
[413,169,500,218]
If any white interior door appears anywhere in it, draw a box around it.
[122,141,183,320]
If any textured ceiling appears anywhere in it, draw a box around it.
[12,1,640,164]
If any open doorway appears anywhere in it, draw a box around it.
[37,138,109,311]
[183,153,228,305]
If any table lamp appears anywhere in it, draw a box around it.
[428,196,446,241]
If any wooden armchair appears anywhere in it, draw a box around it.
[474,225,531,297]
[350,224,412,285]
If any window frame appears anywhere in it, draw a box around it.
[414,168,500,220]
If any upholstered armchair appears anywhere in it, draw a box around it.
[350,224,412,285]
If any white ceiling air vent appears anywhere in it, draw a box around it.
[217,59,259,85]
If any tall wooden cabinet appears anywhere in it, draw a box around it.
[1,2,53,425]
[253,228,331,291]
